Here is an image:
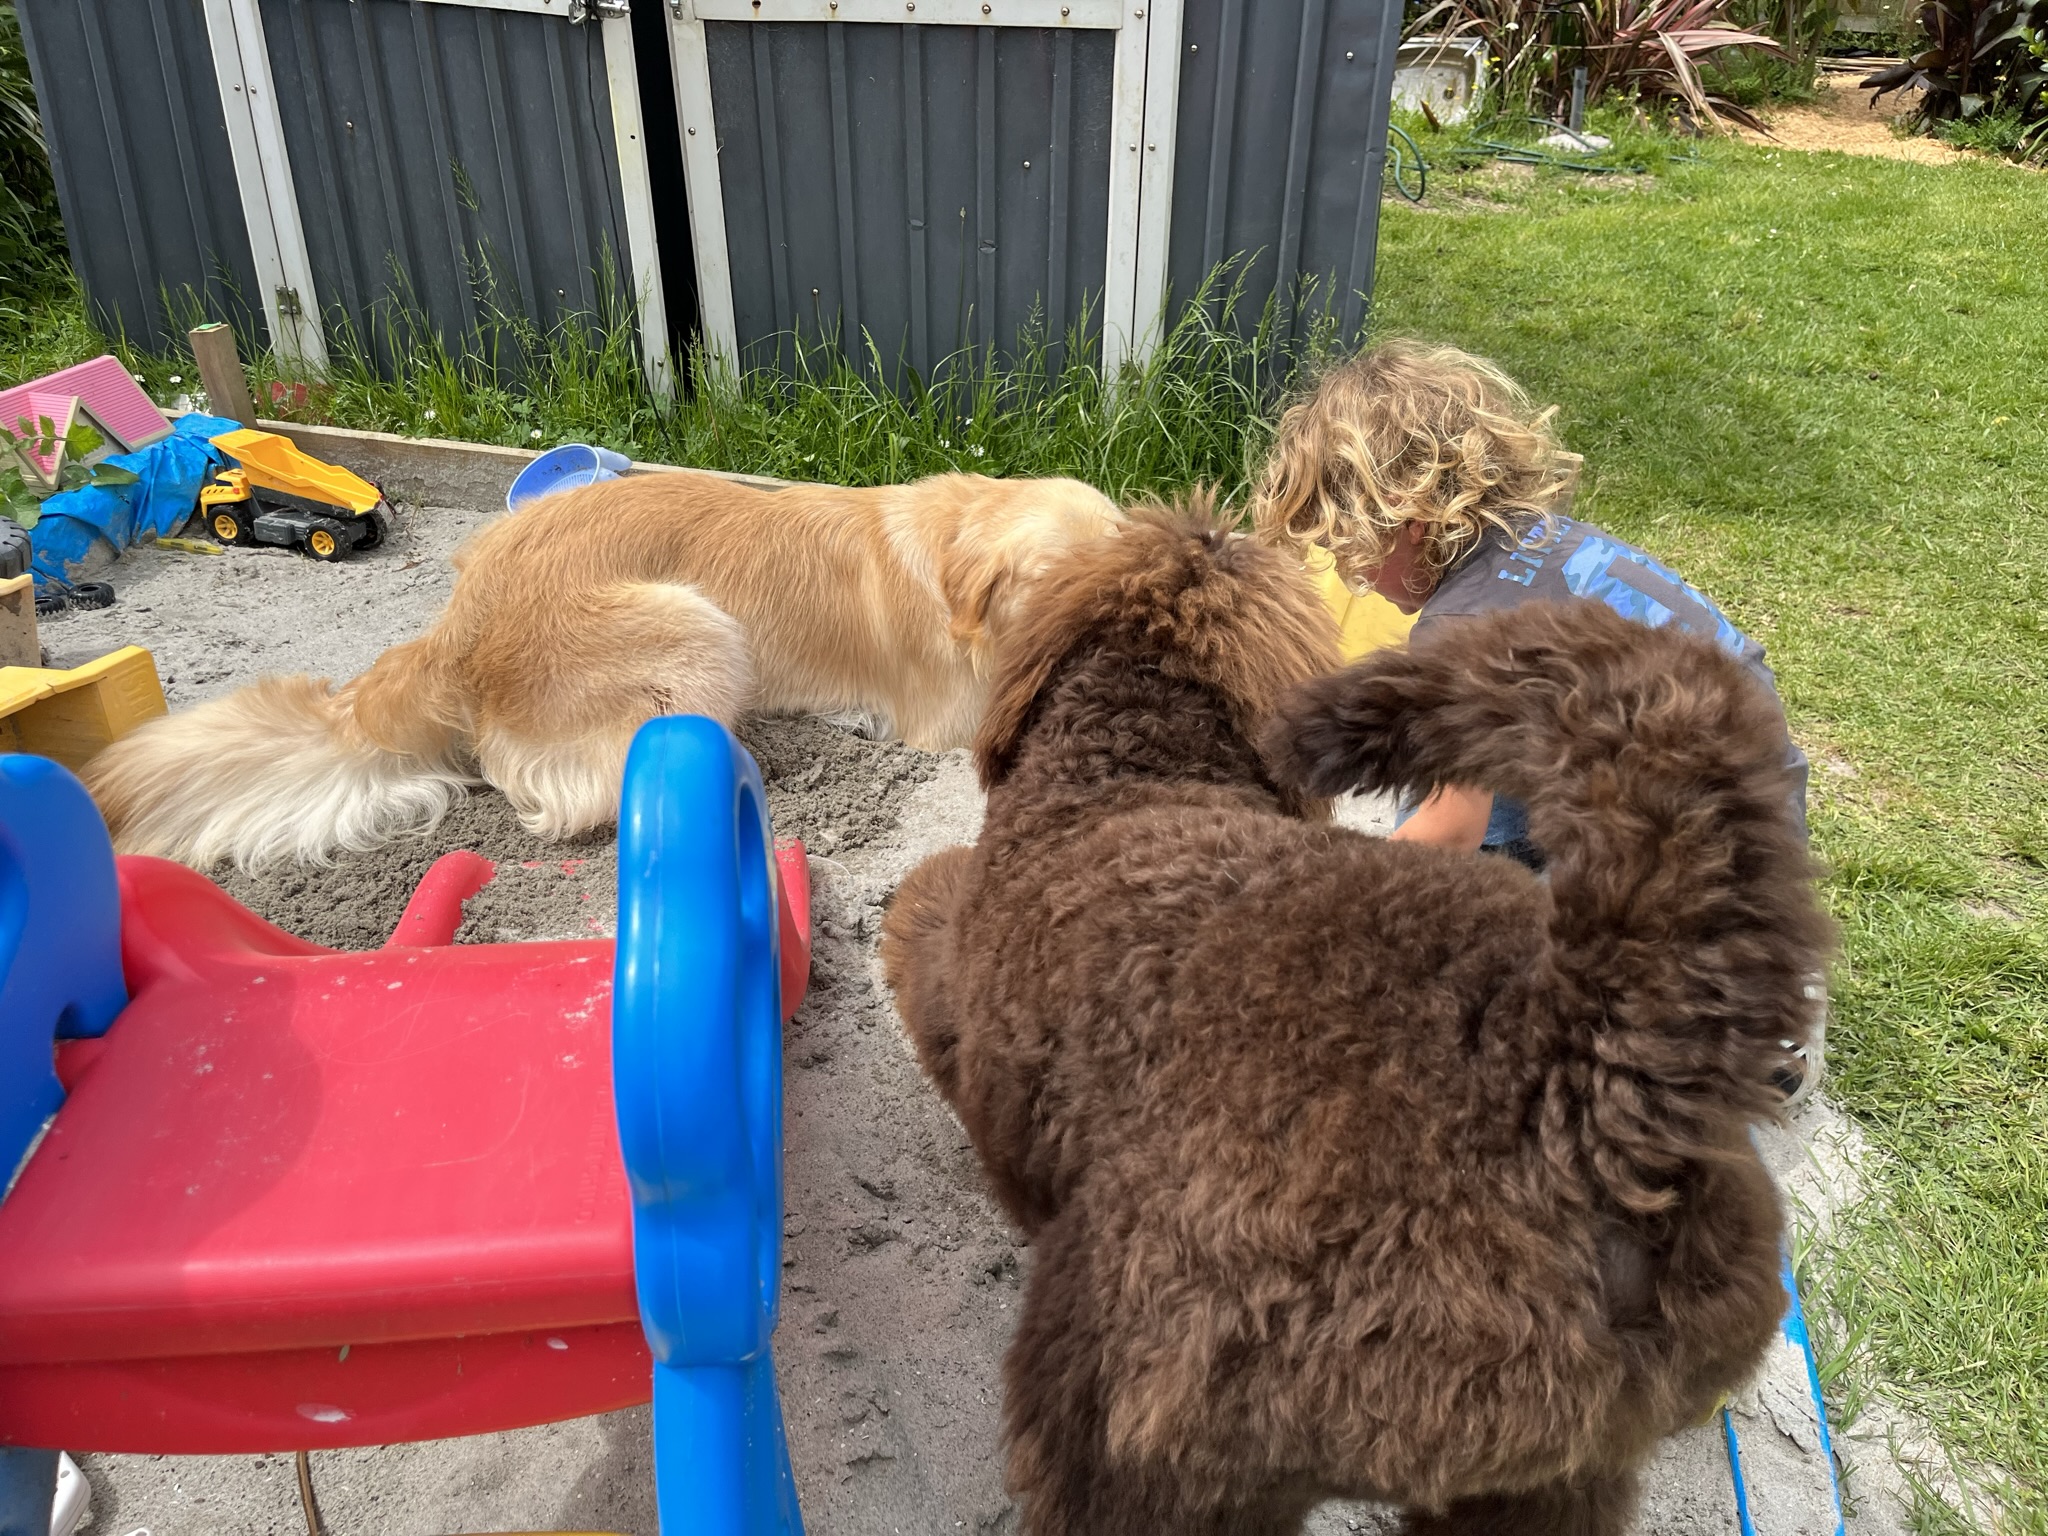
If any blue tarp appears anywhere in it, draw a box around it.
[29,413,239,587]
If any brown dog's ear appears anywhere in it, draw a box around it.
[1263,601,1699,807]
[972,605,1094,787]
[1262,662,1434,801]
[970,513,1156,786]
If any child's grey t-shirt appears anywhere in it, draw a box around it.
[1410,515,1810,849]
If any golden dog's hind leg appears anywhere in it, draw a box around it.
[474,581,754,839]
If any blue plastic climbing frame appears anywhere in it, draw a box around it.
[614,716,804,1535]
[0,756,127,1201]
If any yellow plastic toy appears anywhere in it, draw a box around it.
[199,428,391,562]
[0,646,166,770]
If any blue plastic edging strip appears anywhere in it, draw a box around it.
[1721,1245,1849,1536]
[1779,1247,1850,1536]
[1723,1407,1759,1536]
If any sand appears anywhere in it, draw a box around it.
[34,511,1907,1536]
[1741,73,1974,166]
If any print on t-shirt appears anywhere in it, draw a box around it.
[1555,529,1749,657]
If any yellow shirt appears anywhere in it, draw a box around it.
[1303,546,1416,661]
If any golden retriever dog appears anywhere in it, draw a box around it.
[84,469,1120,867]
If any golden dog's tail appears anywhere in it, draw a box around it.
[1264,602,1831,1176]
[82,629,475,870]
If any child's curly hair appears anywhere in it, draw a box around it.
[1252,341,1573,599]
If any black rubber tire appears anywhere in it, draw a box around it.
[0,518,30,580]
[209,506,255,546]
[303,520,351,562]
[35,587,65,618]
[69,581,115,611]
[356,510,389,551]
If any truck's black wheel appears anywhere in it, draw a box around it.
[304,521,350,562]
[69,581,115,610]
[356,510,389,550]
[210,507,254,546]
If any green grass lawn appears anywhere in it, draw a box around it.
[4,122,2044,1534]
[1369,139,2048,1531]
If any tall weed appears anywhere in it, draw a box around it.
[246,261,1338,502]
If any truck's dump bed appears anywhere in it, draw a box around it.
[211,428,381,515]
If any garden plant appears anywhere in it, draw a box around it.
[1863,0,2048,160]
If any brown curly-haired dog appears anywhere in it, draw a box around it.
[880,502,1832,1536]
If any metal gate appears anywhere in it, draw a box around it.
[664,0,1182,378]
[198,0,671,386]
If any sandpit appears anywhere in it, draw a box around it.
[35,497,1901,1536]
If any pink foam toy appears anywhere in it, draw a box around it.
[4,393,78,485]
[0,356,170,458]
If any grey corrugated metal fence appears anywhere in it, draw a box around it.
[18,0,1403,390]
[1170,0,1404,343]
[17,0,266,354]
[259,0,639,371]
[706,19,1115,382]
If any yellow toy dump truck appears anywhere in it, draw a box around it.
[199,428,392,561]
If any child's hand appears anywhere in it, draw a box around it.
[1390,785,1493,853]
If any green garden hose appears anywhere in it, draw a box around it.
[1384,114,1707,204]
[1386,122,1428,203]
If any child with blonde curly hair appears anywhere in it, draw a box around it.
[1256,338,1807,850]
[1253,338,1819,1095]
